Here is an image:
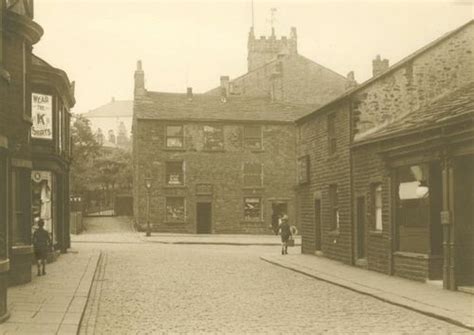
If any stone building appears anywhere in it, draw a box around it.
[296,20,473,290]
[83,98,133,149]
[206,27,351,106]
[133,63,312,234]
[0,0,75,321]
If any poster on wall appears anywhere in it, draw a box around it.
[31,93,53,139]
[31,171,53,236]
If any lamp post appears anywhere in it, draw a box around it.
[145,176,152,237]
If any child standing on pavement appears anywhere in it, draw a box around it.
[33,219,51,276]
[278,216,292,255]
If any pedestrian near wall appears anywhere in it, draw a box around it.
[278,215,292,255]
[33,219,51,276]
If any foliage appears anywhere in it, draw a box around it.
[70,114,132,196]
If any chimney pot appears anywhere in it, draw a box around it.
[220,76,230,101]
[372,55,390,77]
[186,87,193,101]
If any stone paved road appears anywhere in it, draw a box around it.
[77,218,471,334]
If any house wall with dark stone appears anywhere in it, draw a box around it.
[296,101,353,264]
[133,119,298,234]
[353,22,474,138]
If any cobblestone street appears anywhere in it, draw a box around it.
[71,217,471,334]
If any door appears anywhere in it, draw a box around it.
[455,156,474,286]
[196,202,212,234]
[314,199,322,252]
[357,196,366,259]
[271,202,288,235]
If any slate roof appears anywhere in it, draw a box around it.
[134,92,316,123]
[355,82,474,143]
[85,100,133,118]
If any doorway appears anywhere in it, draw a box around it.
[271,202,288,235]
[356,196,366,260]
[314,199,322,252]
[455,156,474,287]
[196,202,212,234]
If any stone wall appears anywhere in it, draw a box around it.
[133,119,298,234]
[354,22,474,138]
[297,101,353,264]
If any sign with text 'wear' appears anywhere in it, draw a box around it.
[32,93,53,139]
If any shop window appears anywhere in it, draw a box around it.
[166,197,185,222]
[12,169,31,245]
[243,163,263,187]
[329,184,339,230]
[203,125,224,150]
[327,113,337,154]
[372,184,383,231]
[244,197,262,221]
[297,156,310,184]
[166,125,184,148]
[165,161,184,186]
[243,126,262,150]
[32,171,55,242]
[397,165,430,253]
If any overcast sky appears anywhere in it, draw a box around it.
[33,0,472,113]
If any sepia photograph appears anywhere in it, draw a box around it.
[0,0,473,333]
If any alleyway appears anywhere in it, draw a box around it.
[71,217,470,334]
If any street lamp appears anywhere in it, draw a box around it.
[145,176,152,237]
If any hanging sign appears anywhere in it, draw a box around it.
[31,93,53,139]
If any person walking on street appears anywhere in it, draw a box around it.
[278,215,292,255]
[33,219,51,276]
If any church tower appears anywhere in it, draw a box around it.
[247,26,297,72]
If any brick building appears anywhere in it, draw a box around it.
[133,62,312,234]
[296,20,473,290]
[0,0,75,321]
[206,27,351,105]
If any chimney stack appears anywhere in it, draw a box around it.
[220,75,229,102]
[186,87,193,101]
[134,60,145,96]
[372,55,389,77]
[345,71,357,90]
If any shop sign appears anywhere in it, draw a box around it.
[32,93,53,139]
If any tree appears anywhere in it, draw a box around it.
[70,114,101,195]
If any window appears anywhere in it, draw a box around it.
[166,125,184,148]
[12,169,31,244]
[297,156,310,184]
[373,184,383,231]
[327,113,337,154]
[243,126,262,150]
[244,197,262,221]
[397,165,430,253]
[329,184,339,230]
[58,106,63,152]
[166,197,185,222]
[165,161,184,186]
[243,163,263,187]
[203,125,224,150]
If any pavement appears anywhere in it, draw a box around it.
[0,248,101,335]
[261,253,474,330]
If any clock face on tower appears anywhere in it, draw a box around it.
[5,0,34,19]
